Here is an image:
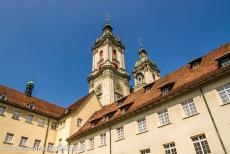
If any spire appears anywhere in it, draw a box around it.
[103,14,113,33]
[25,78,34,97]
[138,38,147,58]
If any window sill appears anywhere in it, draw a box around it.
[87,148,94,151]
[12,117,20,121]
[115,138,125,142]
[136,130,148,135]
[25,121,33,124]
[183,113,199,120]
[158,122,172,128]
[3,142,13,145]
[221,102,230,107]
[19,145,28,147]
[0,114,6,117]
[98,144,107,148]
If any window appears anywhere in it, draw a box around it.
[0,105,6,115]
[137,118,147,133]
[58,138,62,146]
[161,87,170,95]
[216,83,230,104]
[47,143,54,152]
[182,99,197,117]
[59,120,66,129]
[116,126,124,140]
[99,50,103,60]
[4,133,14,143]
[77,118,83,127]
[220,58,230,67]
[19,136,28,147]
[140,148,150,154]
[0,94,7,101]
[79,141,85,152]
[163,142,177,154]
[12,111,21,120]
[26,114,33,123]
[100,133,106,146]
[88,138,94,150]
[33,139,41,148]
[191,134,211,154]
[38,118,45,127]
[191,62,200,69]
[28,103,35,110]
[158,110,170,126]
[51,122,58,129]
[113,50,117,59]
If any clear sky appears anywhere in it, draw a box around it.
[0,0,230,107]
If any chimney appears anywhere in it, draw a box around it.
[25,80,34,97]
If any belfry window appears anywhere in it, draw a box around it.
[113,50,117,59]
[136,73,144,84]
[99,50,103,60]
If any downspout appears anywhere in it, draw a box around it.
[199,87,227,154]
[109,125,112,154]
[43,118,51,154]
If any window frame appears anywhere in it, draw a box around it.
[137,118,147,134]
[0,105,7,116]
[33,139,41,148]
[100,133,106,146]
[25,114,33,123]
[181,98,198,118]
[216,83,230,105]
[191,134,211,154]
[12,110,21,120]
[4,133,14,144]
[163,142,177,154]
[140,148,150,154]
[19,136,28,147]
[116,126,124,140]
[88,138,94,150]
[38,118,46,127]
[158,109,170,126]
[77,118,83,127]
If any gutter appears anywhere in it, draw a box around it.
[199,87,227,154]
[43,118,51,154]
[109,125,112,154]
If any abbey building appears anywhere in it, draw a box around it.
[0,21,230,154]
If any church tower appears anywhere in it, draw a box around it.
[88,18,130,106]
[133,44,160,91]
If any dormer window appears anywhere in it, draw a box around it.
[216,53,230,68]
[189,57,201,70]
[64,109,69,114]
[159,82,175,95]
[104,111,116,121]
[27,103,35,110]
[119,102,133,115]
[0,94,7,101]
[221,58,230,68]
[90,117,102,128]
[144,83,154,92]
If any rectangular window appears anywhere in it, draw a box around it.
[191,134,211,154]
[79,141,85,152]
[163,142,177,154]
[140,148,150,154]
[116,126,124,140]
[77,118,83,127]
[0,106,6,115]
[158,109,170,126]
[12,111,21,120]
[182,99,197,117]
[216,83,230,104]
[100,133,106,146]
[38,118,45,127]
[137,118,147,133]
[4,133,14,143]
[47,143,54,152]
[51,122,57,129]
[19,136,28,147]
[33,139,41,148]
[88,138,94,150]
[26,114,33,123]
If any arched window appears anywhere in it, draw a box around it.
[136,73,144,84]
[99,50,103,59]
[113,50,117,59]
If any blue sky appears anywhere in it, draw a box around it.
[0,0,230,107]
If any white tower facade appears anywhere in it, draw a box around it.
[88,20,130,106]
[133,47,160,91]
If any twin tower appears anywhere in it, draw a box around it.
[88,20,160,106]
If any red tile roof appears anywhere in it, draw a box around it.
[0,85,65,119]
[67,42,230,141]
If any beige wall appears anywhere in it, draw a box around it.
[0,103,57,154]
[70,74,230,154]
